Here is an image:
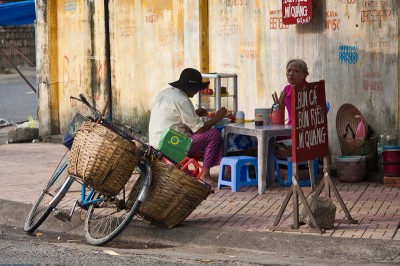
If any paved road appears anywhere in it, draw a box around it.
[0,66,37,123]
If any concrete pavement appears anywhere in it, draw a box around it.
[0,140,399,264]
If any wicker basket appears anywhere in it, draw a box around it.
[338,135,377,156]
[62,113,90,149]
[68,121,142,196]
[336,103,369,137]
[137,159,212,228]
[336,103,374,154]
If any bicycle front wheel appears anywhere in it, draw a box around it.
[84,160,151,246]
[24,154,71,233]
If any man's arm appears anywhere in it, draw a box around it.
[194,107,227,134]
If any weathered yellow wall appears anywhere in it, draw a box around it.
[37,0,109,134]
[37,0,399,159]
[56,0,109,133]
[107,0,204,138]
[207,0,398,157]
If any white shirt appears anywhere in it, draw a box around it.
[148,87,204,147]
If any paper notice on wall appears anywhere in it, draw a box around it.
[282,0,313,25]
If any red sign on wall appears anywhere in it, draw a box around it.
[291,80,329,163]
[282,0,313,25]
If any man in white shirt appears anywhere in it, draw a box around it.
[149,68,227,184]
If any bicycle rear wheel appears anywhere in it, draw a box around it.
[84,159,151,246]
[24,152,72,233]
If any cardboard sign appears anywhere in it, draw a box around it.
[291,80,328,163]
[282,0,312,25]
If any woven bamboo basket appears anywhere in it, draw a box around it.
[68,121,142,196]
[336,103,375,155]
[336,103,368,141]
[336,103,377,171]
[338,135,377,156]
[137,159,212,228]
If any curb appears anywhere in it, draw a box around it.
[0,198,399,264]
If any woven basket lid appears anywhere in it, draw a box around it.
[336,103,368,139]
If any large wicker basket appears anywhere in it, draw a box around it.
[338,135,377,156]
[336,103,377,171]
[336,104,368,141]
[137,159,212,228]
[336,103,375,155]
[68,121,142,196]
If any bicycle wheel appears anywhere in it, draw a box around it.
[84,160,151,246]
[84,159,151,246]
[24,152,73,233]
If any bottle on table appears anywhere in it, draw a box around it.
[236,111,245,124]
[255,114,264,126]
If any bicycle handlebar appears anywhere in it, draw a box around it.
[70,94,159,156]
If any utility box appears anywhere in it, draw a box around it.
[158,128,192,163]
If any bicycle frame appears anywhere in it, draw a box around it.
[50,174,105,220]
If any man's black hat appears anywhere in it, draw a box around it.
[169,68,210,91]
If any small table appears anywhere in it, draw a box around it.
[223,123,292,194]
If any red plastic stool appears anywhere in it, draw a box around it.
[176,157,205,180]
[161,157,176,166]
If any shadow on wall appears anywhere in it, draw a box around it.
[115,108,151,144]
[296,0,326,34]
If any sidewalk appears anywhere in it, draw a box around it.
[0,141,399,263]
[1,141,399,239]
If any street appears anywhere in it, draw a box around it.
[0,66,37,124]
[1,224,394,266]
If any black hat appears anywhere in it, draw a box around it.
[169,68,210,91]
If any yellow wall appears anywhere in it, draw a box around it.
[37,0,399,158]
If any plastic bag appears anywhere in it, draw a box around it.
[355,115,366,140]
[18,115,38,128]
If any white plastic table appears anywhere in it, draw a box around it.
[223,123,292,194]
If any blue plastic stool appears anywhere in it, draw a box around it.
[218,156,258,192]
[275,157,319,187]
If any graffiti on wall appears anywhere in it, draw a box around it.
[363,71,384,91]
[367,40,392,52]
[216,24,242,36]
[64,1,77,12]
[118,18,138,38]
[145,13,159,23]
[240,41,256,60]
[159,26,177,46]
[171,51,184,69]
[215,2,242,36]
[361,1,394,23]
[269,10,289,30]
[325,11,340,31]
[221,63,239,71]
[63,55,83,93]
[334,0,356,4]
[338,45,359,64]
[62,55,107,93]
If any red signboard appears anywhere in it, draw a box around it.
[282,0,312,25]
[291,80,328,163]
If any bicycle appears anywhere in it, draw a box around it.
[24,94,159,246]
